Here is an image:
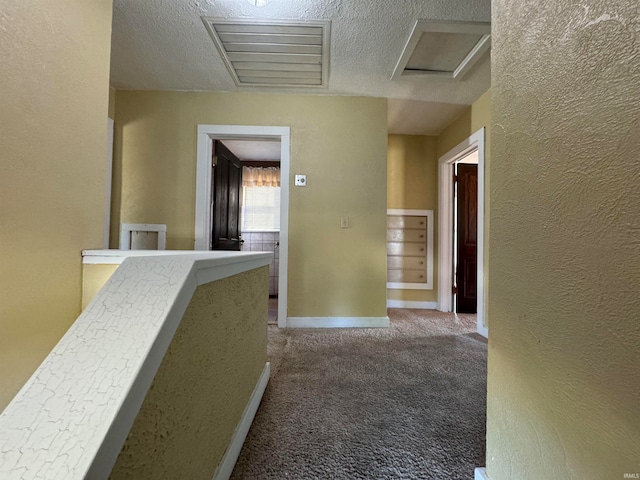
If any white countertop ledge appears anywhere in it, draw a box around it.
[0,251,272,480]
[82,248,273,264]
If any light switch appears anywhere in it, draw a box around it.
[294,174,307,186]
[341,216,349,228]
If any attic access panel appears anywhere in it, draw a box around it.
[392,20,491,81]
[202,18,331,88]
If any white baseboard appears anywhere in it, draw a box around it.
[477,324,488,338]
[386,300,438,309]
[212,362,270,480]
[475,467,489,480]
[286,317,390,328]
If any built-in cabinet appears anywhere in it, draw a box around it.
[387,209,433,290]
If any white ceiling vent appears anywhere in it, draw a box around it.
[202,18,331,88]
[392,21,490,81]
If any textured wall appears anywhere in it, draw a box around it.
[437,90,491,325]
[387,135,439,303]
[471,90,492,329]
[112,91,388,318]
[81,264,119,310]
[437,110,472,159]
[437,90,490,159]
[488,1,640,479]
[108,86,116,120]
[0,0,112,411]
[109,267,268,479]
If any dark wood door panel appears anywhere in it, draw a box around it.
[463,258,477,299]
[212,141,242,251]
[456,163,478,313]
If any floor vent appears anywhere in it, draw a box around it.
[202,18,331,88]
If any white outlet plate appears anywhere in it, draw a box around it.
[295,174,307,186]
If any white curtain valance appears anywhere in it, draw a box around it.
[242,166,280,187]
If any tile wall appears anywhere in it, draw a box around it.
[241,231,279,296]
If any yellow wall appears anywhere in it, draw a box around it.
[487,1,640,478]
[108,86,116,120]
[82,264,119,309]
[112,91,388,318]
[471,91,491,329]
[0,0,113,411]
[469,92,491,175]
[386,135,439,303]
[437,90,491,323]
[437,109,472,159]
[470,90,491,156]
[437,90,490,159]
[110,267,268,479]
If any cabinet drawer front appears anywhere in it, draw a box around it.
[387,228,427,242]
[387,242,427,257]
[387,255,427,270]
[387,215,427,229]
[387,269,428,283]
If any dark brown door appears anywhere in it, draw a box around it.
[212,141,242,250]
[455,163,478,313]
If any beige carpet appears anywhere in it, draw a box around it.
[231,309,487,480]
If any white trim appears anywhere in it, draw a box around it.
[387,282,432,290]
[386,209,434,290]
[453,35,491,80]
[120,223,167,250]
[83,249,212,265]
[195,125,290,329]
[386,208,430,216]
[477,315,488,338]
[104,118,114,249]
[212,362,270,480]
[386,300,437,309]
[0,252,271,479]
[475,467,489,480]
[202,18,331,89]
[195,254,273,285]
[391,20,491,81]
[81,250,272,275]
[286,317,390,328]
[83,256,126,265]
[437,128,487,338]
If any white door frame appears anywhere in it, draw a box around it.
[195,125,290,329]
[104,118,114,248]
[437,127,487,337]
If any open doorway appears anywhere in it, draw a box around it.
[194,125,291,329]
[452,151,478,314]
[437,128,487,337]
[214,138,281,325]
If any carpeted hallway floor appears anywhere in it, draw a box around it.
[231,309,487,480]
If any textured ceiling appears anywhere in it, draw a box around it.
[387,99,468,135]
[221,139,281,161]
[110,0,491,133]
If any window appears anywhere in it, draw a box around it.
[241,186,280,231]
